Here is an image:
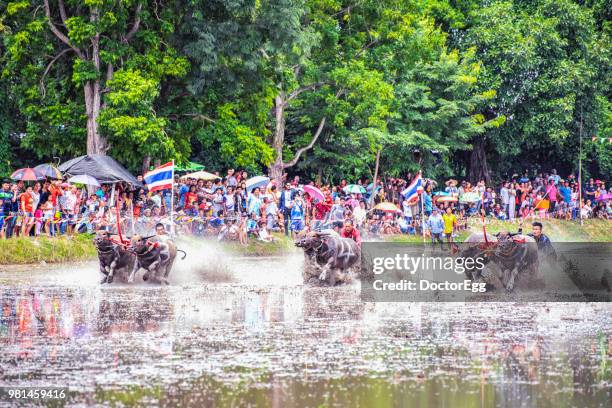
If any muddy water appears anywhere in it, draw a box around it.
[0,250,610,407]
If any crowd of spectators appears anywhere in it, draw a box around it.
[0,167,609,243]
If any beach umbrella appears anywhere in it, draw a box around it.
[459,192,480,203]
[374,202,401,213]
[68,174,101,187]
[180,170,218,181]
[246,175,270,192]
[10,167,44,181]
[303,185,325,201]
[343,184,366,194]
[435,195,458,203]
[34,163,63,179]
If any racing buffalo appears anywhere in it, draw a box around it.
[127,235,185,285]
[93,230,135,284]
[295,231,361,286]
[461,232,539,291]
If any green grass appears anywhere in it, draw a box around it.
[0,233,98,265]
[223,232,297,256]
[385,218,611,243]
[466,218,612,242]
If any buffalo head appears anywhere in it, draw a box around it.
[94,230,113,251]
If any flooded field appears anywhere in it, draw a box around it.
[1,247,610,407]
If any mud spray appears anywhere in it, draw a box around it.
[171,237,305,286]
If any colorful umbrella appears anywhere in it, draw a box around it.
[34,163,62,179]
[180,170,218,181]
[303,185,325,201]
[459,192,480,203]
[246,176,270,192]
[10,167,44,181]
[435,195,458,203]
[343,184,366,194]
[68,174,100,187]
[433,191,450,196]
[374,202,401,213]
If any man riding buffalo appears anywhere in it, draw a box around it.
[127,234,185,285]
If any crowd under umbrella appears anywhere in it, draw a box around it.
[68,174,101,187]
[302,185,325,201]
[246,176,270,192]
[343,184,366,194]
[10,167,45,181]
[34,163,62,179]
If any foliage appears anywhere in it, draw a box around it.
[0,0,609,181]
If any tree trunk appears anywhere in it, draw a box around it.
[142,156,151,175]
[469,136,491,184]
[269,93,286,184]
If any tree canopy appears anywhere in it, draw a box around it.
[0,0,609,182]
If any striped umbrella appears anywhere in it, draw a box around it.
[343,184,366,194]
[10,167,45,181]
[34,163,63,179]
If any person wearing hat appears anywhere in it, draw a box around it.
[427,208,444,249]
[445,179,458,195]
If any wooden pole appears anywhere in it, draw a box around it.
[579,107,583,226]
[370,148,381,207]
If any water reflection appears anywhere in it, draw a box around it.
[0,271,610,406]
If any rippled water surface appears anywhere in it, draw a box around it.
[1,246,610,407]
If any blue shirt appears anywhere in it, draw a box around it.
[559,186,571,203]
[428,215,444,234]
[424,194,432,212]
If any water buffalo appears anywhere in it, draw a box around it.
[127,235,185,285]
[461,232,539,291]
[93,230,135,284]
[295,231,360,286]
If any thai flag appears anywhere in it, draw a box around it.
[144,162,174,192]
[401,172,424,201]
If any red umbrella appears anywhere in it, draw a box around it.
[303,185,325,201]
[10,168,45,181]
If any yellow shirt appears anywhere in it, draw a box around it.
[442,213,457,234]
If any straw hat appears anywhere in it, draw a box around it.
[445,179,458,187]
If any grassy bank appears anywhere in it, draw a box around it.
[1,219,608,265]
[385,219,611,243]
[223,232,297,256]
[0,234,97,265]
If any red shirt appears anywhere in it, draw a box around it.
[20,192,33,213]
[314,201,331,220]
[341,227,361,245]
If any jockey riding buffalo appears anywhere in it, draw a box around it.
[127,235,185,285]
[295,231,361,286]
[461,231,539,291]
[93,230,135,284]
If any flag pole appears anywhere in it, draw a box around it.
[170,159,175,236]
[421,185,425,243]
